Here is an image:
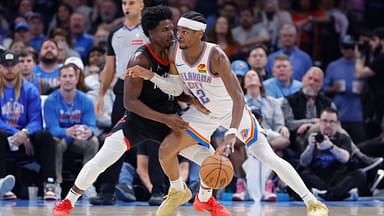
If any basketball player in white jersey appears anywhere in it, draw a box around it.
[127,11,329,216]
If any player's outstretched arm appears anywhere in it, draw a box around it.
[124,52,188,130]
[126,64,184,96]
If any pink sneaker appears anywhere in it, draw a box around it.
[232,178,246,201]
[263,180,277,202]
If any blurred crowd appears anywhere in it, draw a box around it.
[1,0,384,205]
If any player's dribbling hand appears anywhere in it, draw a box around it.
[215,134,236,156]
[126,65,154,80]
[164,114,189,130]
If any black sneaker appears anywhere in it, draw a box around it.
[359,155,383,172]
[148,192,164,206]
[115,183,136,202]
[89,192,116,205]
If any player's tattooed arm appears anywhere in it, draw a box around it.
[210,46,245,154]
[210,46,245,130]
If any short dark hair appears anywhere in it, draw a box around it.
[182,11,207,25]
[320,107,339,120]
[249,44,269,56]
[59,64,78,76]
[141,5,173,37]
[18,49,37,62]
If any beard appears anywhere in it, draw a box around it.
[40,55,57,65]
[302,86,318,97]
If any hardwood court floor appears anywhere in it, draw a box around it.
[1,200,384,216]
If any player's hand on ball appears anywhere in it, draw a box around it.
[164,114,189,130]
[126,65,154,80]
[216,134,236,156]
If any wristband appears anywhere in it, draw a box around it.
[225,128,238,136]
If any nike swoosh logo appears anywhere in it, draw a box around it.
[176,64,184,67]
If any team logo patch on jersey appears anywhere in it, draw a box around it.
[240,129,249,140]
[197,63,207,73]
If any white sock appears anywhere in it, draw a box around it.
[248,132,318,207]
[170,177,184,192]
[198,181,212,202]
[65,189,81,207]
[69,130,127,207]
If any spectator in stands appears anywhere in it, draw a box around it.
[324,35,365,143]
[281,67,333,153]
[69,12,94,61]
[0,51,57,200]
[33,39,60,95]
[86,68,114,142]
[19,49,39,88]
[17,0,34,18]
[266,24,312,81]
[231,60,249,92]
[231,8,270,50]
[93,25,109,49]
[263,55,302,99]
[90,0,119,33]
[260,0,293,50]
[9,40,28,55]
[47,2,73,34]
[218,2,239,28]
[247,44,269,80]
[85,46,105,76]
[27,13,46,53]
[239,70,290,201]
[355,27,384,138]
[299,107,366,201]
[291,0,329,56]
[64,56,89,93]
[51,28,80,60]
[13,22,31,46]
[85,65,101,91]
[44,64,99,195]
[207,16,241,59]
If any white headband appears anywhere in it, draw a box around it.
[177,17,206,32]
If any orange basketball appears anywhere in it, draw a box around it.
[200,154,234,189]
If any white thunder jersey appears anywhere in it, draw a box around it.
[175,42,259,147]
[175,42,233,115]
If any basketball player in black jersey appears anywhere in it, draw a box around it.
[52,6,190,215]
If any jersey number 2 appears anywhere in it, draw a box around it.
[196,89,210,104]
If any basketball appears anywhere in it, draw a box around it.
[200,154,234,189]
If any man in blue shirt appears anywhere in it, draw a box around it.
[33,39,61,95]
[70,12,94,61]
[44,64,99,189]
[266,24,312,81]
[324,35,365,143]
[0,51,57,200]
[263,55,302,99]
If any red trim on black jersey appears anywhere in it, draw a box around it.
[145,43,170,66]
[124,137,132,150]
